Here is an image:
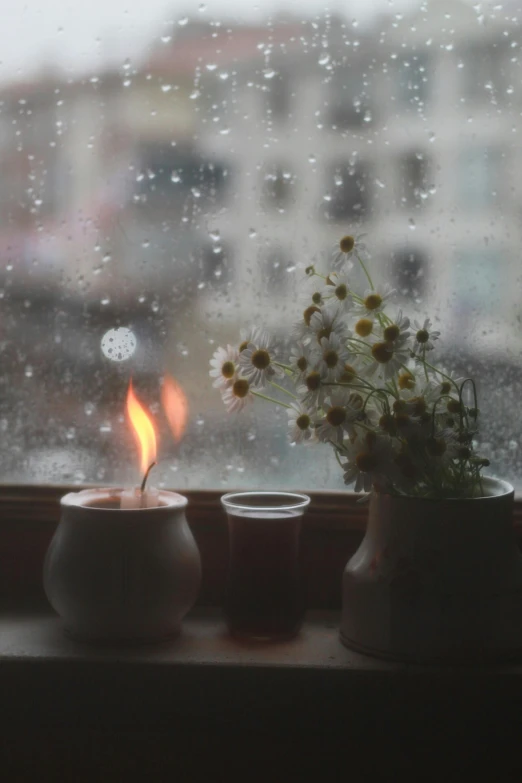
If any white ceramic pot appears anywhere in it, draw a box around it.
[341,477,522,662]
[43,488,201,643]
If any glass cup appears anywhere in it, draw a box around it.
[220,491,311,641]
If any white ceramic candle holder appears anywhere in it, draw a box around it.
[43,488,201,644]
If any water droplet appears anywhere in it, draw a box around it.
[206,63,217,72]
[263,69,276,79]
[171,171,182,183]
[191,187,201,198]
[178,16,188,25]
[308,154,317,163]
[249,228,257,238]
[161,35,172,44]
[219,71,229,80]
[209,229,221,241]
[375,179,386,188]
[84,402,96,416]
[101,297,111,306]
[103,253,111,264]
[408,218,416,230]
[190,90,201,100]
[429,132,436,143]
[142,239,150,248]
[161,84,172,93]
[318,53,331,66]
[99,422,112,434]
[24,365,33,378]
[66,427,76,441]
[219,127,230,135]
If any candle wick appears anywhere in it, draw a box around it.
[140,461,157,493]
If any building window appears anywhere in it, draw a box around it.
[328,66,372,130]
[399,152,429,209]
[262,164,294,210]
[324,162,370,222]
[397,54,430,108]
[458,147,500,209]
[392,248,428,299]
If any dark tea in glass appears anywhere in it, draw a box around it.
[220,492,310,641]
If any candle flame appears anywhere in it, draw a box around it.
[161,374,189,443]
[126,381,157,474]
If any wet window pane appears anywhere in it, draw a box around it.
[2,3,522,490]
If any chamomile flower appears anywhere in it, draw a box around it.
[287,401,317,444]
[238,325,264,353]
[380,310,411,345]
[238,331,283,389]
[425,427,461,464]
[296,369,326,407]
[309,308,350,346]
[209,345,239,389]
[316,389,363,445]
[292,304,323,343]
[322,272,352,314]
[342,432,396,493]
[221,376,254,413]
[364,339,411,381]
[317,334,353,381]
[331,233,367,270]
[412,319,440,357]
[289,341,313,381]
[355,284,395,317]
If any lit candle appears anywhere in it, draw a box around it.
[121,380,160,509]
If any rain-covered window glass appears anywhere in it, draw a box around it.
[2,1,522,490]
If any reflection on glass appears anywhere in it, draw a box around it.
[1,2,522,488]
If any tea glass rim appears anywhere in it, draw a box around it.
[220,491,310,513]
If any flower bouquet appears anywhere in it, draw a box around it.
[210,233,489,500]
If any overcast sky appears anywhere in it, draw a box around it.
[0,0,422,85]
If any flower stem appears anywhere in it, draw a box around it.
[268,380,297,399]
[252,390,292,409]
[355,252,374,289]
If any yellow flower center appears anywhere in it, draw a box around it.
[440,381,451,395]
[324,349,339,368]
[303,305,320,326]
[395,413,411,429]
[222,361,235,379]
[317,327,332,343]
[416,329,429,344]
[398,372,415,390]
[239,340,249,352]
[339,363,356,383]
[233,379,250,398]
[296,356,308,372]
[383,324,400,342]
[312,292,322,305]
[326,406,346,427]
[379,414,395,433]
[371,342,393,363]
[364,293,382,311]
[355,318,373,337]
[305,371,321,391]
[355,452,377,472]
[393,399,407,413]
[296,414,310,431]
[251,349,271,370]
[447,399,462,414]
[339,235,355,254]
[335,284,348,301]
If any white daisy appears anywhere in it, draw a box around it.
[239,325,264,353]
[412,319,440,357]
[209,345,239,390]
[363,339,412,382]
[292,304,323,343]
[342,432,397,493]
[331,233,367,270]
[317,334,353,382]
[425,427,461,464]
[354,284,395,317]
[289,341,314,382]
[287,401,317,444]
[316,389,363,445]
[296,369,327,407]
[321,272,352,314]
[380,310,411,345]
[309,308,351,346]
[221,376,254,413]
[238,331,283,389]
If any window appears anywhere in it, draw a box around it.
[458,147,501,209]
[324,161,370,222]
[399,152,429,209]
[1,3,522,491]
